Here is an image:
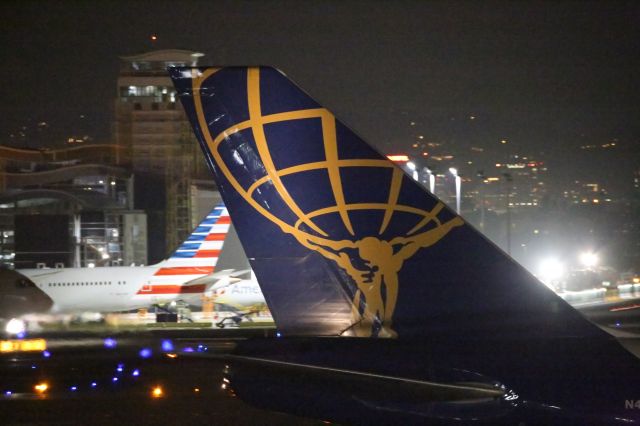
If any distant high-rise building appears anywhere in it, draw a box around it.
[561,180,612,206]
[114,49,204,175]
[114,50,219,261]
[492,155,548,211]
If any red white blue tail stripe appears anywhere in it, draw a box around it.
[165,204,230,263]
[135,204,230,297]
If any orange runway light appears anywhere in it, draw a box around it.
[0,338,47,353]
[34,382,49,394]
[386,154,409,162]
[151,386,163,398]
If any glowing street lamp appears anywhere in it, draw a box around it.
[449,168,461,214]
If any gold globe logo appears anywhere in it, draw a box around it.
[191,68,463,337]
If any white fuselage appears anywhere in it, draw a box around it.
[19,264,209,314]
[211,278,265,310]
[13,204,233,316]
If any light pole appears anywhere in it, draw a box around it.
[406,161,418,181]
[502,172,513,255]
[477,171,486,232]
[449,167,461,214]
[425,167,435,194]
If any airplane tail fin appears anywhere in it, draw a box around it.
[213,223,251,273]
[170,67,608,340]
[154,203,230,276]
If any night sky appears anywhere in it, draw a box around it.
[1,0,638,193]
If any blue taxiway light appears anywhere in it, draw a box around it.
[104,338,117,349]
[42,350,51,358]
[132,369,140,377]
[139,348,152,358]
[161,339,174,352]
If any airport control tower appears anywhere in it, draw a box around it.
[114,50,220,262]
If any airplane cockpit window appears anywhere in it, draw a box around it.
[16,279,35,288]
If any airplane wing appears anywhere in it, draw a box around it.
[171,66,640,423]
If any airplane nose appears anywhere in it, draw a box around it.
[0,270,54,318]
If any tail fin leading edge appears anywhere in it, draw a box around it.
[171,67,605,339]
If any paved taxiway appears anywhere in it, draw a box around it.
[1,297,639,425]
[0,329,323,425]
[578,297,640,358]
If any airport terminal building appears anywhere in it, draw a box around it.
[0,50,220,270]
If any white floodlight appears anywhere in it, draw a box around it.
[6,318,26,335]
[579,252,598,268]
[449,168,461,213]
[539,258,565,284]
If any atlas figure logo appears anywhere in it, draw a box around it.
[190,68,463,337]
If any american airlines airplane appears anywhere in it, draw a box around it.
[172,66,640,423]
[208,270,264,312]
[198,223,264,312]
[3,204,231,324]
